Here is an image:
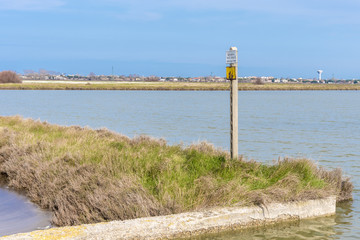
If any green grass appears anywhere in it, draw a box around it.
[0,116,352,226]
[0,82,360,91]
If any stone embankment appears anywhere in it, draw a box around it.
[2,196,336,240]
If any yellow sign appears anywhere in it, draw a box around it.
[226,66,236,80]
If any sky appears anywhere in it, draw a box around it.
[0,0,359,79]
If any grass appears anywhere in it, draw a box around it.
[0,81,360,91]
[0,116,353,227]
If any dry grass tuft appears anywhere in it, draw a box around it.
[317,167,353,202]
[1,144,168,226]
[0,116,353,227]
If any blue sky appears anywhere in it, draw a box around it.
[0,0,359,79]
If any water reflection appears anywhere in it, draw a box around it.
[192,216,338,240]
[188,202,354,240]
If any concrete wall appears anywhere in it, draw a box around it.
[1,196,336,240]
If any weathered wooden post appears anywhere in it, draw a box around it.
[226,47,238,159]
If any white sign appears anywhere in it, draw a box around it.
[226,50,237,64]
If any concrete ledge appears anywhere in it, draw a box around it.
[1,196,336,240]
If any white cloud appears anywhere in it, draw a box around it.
[101,0,304,14]
[102,0,360,19]
[115,10,162,21]
[166,0,350,17]
[0,0,65,11]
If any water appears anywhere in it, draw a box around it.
[0,188,51,236]
[0,90,359,238]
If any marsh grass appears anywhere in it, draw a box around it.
[0,116,353,226]
[0,82,359,91]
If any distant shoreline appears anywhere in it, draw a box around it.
[0,81,360,91]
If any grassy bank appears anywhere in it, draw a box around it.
[1,81,360,91]
[0,116,352,227]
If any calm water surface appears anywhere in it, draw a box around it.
[0,188,51,236]
[0,90,359,239]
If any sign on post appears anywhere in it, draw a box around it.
[226,66,236,80]
[226,47,238,160]
[226,50,237,64]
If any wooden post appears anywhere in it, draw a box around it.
[226,47,238,159]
